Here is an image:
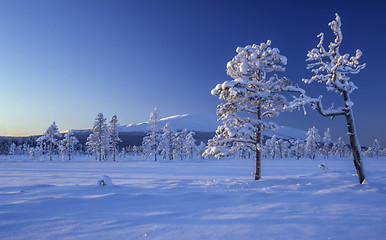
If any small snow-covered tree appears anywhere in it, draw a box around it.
[373,139,381,159]
[142,108,162,161]
[282,141,290,158]
[88,113,110,161]
[185,131,197,159]
[43,122,61,161]
[305,126,320,159]
[86,133,97,160]
[269,135,278,159]
[264,135,276,158]
[322,128,332,159]
[197,141,206,159]
[8,143,16,156]
[275,139,284,159]
[109,115,122,161]
[290,139,304,160]
[332,137,346,157]
[302,14,365,183]
[207,41,306,179]
[61,130,79,160]
[174,129,188,160]
[160,123,175,160]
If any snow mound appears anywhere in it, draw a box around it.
[97,175,113,186]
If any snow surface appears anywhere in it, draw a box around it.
[1,156,386,239]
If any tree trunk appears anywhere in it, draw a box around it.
[49,141,52,161]
[113,145,116,162]
[343,92,365,184]
[255,104,261,180]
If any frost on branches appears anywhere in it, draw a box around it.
[205,41,306,180]
[302,13,366,183]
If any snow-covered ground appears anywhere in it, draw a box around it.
[0,156,385,240]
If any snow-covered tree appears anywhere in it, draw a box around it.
[302,14,365,183]
[86,133,97,160]
[282,140,290,158]
[322,128,331,159]
[88,113,110,161]
[43,122,61,161]
[207,41,306,180]
[142,108,161,161]
[332,137,346,157]
[373,139,381,159]
[109,115,122,161]
[173,129,188,160]
[160,123,175,160]
[8,143,16,156]
[305,126,320,159]
[60,130,79,160]
[197,141,206,159]
[290,139,304,160]
[263,136,275,159]
[275,139,284,159]
[185,131,197,159]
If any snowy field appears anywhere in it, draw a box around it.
[0,156,385,240]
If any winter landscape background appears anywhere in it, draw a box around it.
[1,0,386,239]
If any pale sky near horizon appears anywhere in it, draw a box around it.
[0,0,385,147]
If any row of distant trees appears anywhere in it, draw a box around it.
[4,116,384,161]
[205,126,384,160]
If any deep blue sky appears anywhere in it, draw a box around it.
[0,0,385,147]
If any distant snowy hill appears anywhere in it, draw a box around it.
[118,114,219,133]
[117,113,307,140]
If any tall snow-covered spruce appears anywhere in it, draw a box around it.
[60,130,79,160]
[205,41,306,180]
[303,14,366,183]
[109,115,122,161]
[142,108,162,161]
[305,126,320,159]
[160,123,175,160]
[87,113,110,161]
[43,122,61,161]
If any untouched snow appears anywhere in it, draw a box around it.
[1,156,385,239]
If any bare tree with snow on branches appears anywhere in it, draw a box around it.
[299,14,366,183]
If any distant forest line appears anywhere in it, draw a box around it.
[0,131,215,155]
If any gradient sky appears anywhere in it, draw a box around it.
[0,0,385,147]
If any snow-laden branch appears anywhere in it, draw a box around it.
[303,13,365,94]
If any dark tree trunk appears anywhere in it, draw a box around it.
[343,92,365,184]
[113,144,116,162]
[255,104,261,180]
[49,141,52,161]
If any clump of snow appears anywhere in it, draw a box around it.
[319,163,328,172]
[97,175,112,186]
